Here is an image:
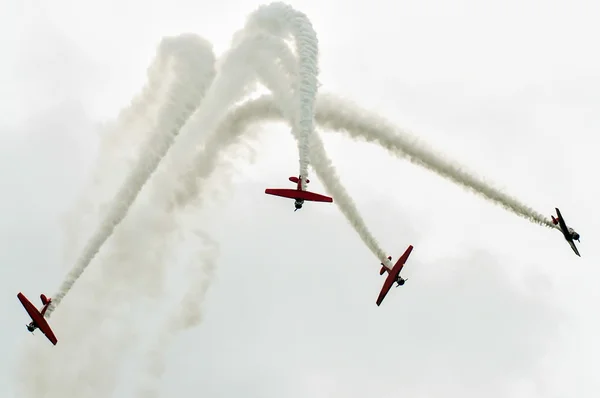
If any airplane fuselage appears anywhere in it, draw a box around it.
[568,227,580,241]
[552,214,581,242]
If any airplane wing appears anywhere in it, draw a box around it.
[265,189,333,202]
[300,190,333,202]
[555,208,571,239]
[555,208,580,257]
[376,273,396,306]
[17,293,58,345]
[568,240,581,257]
[396,245,413,268]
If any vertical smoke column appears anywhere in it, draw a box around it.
[245,37,391,262]
[244,2,319,190]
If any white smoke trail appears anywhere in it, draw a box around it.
[133,32,292,397]
[46,34,216,316]
[175,28,389,264]
[244,1,320,190]
[60,51,175,266]
[194,94,554,231]
[243,40,390,261]
[17,35,218,398]
[173,31,296,206]
[135,211,220,398]
[314,94,556,229]
[162,28,274,166]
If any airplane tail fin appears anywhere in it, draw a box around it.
[379,256,392,274]
[551,215,558,225]
[40,294,49,305]
[289,176,310,184]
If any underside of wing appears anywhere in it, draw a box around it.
[265,189,333,203]
[38,322,58,345]
[300,190,333,203]
[376,274,396,306]
[31,313,57,345]
[17,293,40,321]
[568,240,581,257]
[264,188,298,199]
[17,293,58,345]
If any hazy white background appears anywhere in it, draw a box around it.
[2,0,599,396]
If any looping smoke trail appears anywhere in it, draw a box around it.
[133,31,296,397]
[173,31,297,206]
[162,30,290,187]
[244,40,390,262]
[46,34,217,317]
[244,1,319,190]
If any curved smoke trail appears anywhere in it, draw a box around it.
[314,94,556,229]
[244,1,319,190]
[161,29,295,194]
[175,31,390,263]
[201,95,554,229]
[134,31,295,397]
[18,34,218,398]
[246,37,390,261]
[46,34,217,317]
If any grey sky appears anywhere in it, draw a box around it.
[2,0,599,397]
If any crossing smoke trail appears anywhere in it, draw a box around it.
[248,39,390,261]
[134,31,298,397]
[196,94,554,230]
[159,28,294,194]
[21,4,554,398]
[45,34,217,317]
[244,2,319,191]
[173,29,390,263]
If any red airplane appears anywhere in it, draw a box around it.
[17,292,58,345]
[376,245,414,306]
[265,175,333,211]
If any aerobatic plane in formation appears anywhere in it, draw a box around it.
[551,207,581,257]
[265,175,333,211]
[376,245,413,306]
[17,292,58,345]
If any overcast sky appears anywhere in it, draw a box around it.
[2,0,600,397]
